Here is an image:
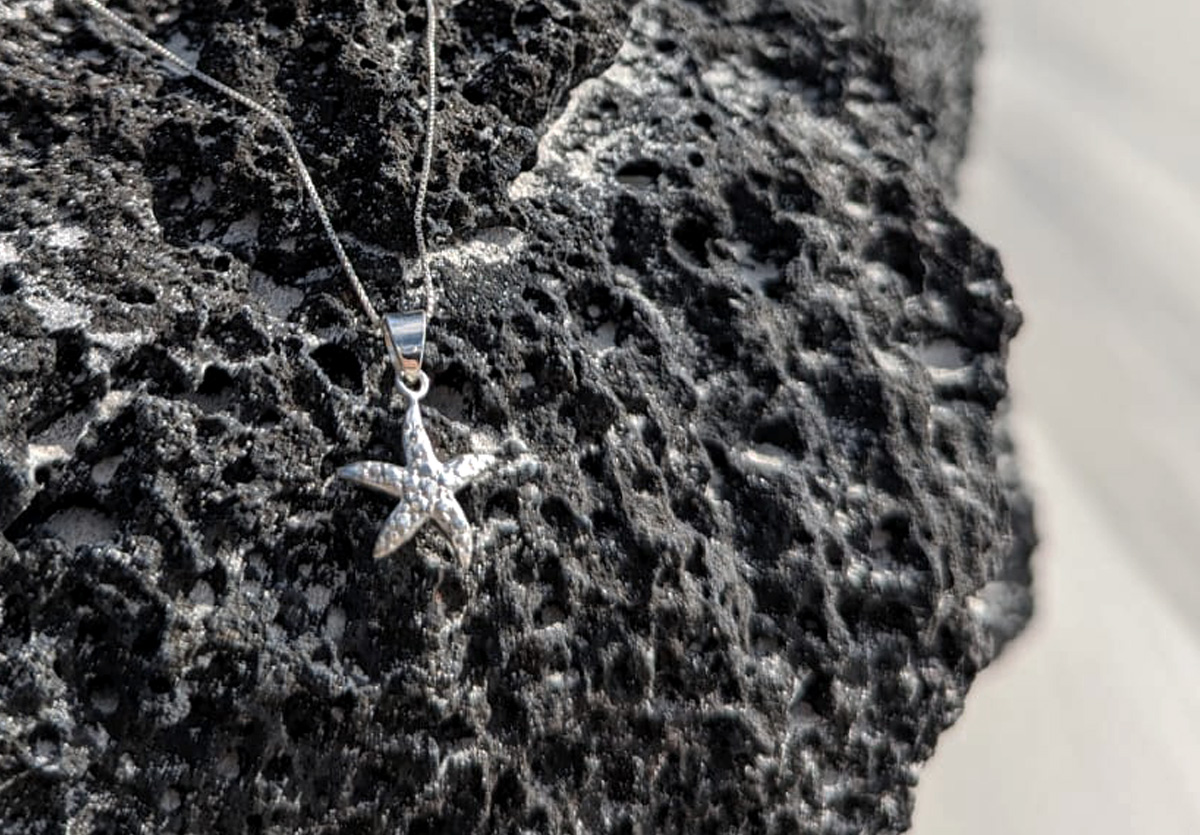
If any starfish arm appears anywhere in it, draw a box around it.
[402,401,439,475]
[338,461,410,499]
[440,453,497,493]
[373,501,429,560]
[431,489,474,562]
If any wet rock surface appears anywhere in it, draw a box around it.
[0,0,1032,832]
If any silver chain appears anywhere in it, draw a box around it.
[412,0,438,320]
[73,0,442,327]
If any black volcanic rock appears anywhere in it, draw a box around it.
[813,0,984,193]
[0,1,1032,833]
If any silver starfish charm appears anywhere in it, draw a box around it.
[338,313,494,562]
[339,390,495,561]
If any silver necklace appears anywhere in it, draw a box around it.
[75,0,496,562]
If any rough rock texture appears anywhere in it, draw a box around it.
[810,0,984,194]
[0,0,1033,833]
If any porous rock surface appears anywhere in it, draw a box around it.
[811,0,983,194]
[0,0,1033,833]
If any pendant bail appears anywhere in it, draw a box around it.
[382,310,426,388]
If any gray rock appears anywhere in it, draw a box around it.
[812,0,984,193]
[0,0,1032,833]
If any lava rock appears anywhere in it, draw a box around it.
[813,0,984,194]
[0,0,1032,833]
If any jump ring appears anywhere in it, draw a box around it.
[397,369,430,402]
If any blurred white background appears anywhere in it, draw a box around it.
[912,0,1200,832]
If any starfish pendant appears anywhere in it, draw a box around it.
[339,377,495,562]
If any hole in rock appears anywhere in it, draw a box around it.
[802,670,836,718]
[493,769,525,812]
[776,169,819,214]
[864,229,925,293]
[876,179,913,217]
[115,282,157,305]
[823,538,844,569]
[198,365,234,396]
[751,415,805,458]
[485,488,520,519]
[265,4,296,28]
[222,455,256,485]
[311,343,362,390]
[514,3,550,27]
[578,448,605,480]
[536,601,566,626]
[670,215,714,266]
[522,285,557,315]
[615,158,663,188]
[438,575,468,612]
